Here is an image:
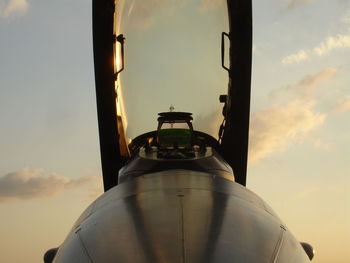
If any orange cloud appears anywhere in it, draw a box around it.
[0,168,99,203]
[249,101,325,164]
[248,69,336,165]
[331,96,350,113]
[270,68,337,101]
[293,68,337,98]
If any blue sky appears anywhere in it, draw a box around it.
[0,0,349,262]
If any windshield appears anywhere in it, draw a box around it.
[161,122,190,129]
[115,0,229,141]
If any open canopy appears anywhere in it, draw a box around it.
[92,0,252,191]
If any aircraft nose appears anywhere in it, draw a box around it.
[51,174,311,263]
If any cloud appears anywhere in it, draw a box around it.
[282,33,350,64]
[248,69,336,165]
[287,0,314,10]
[193,109,222,138]
[271,68,337,101]
[282,50,309,65]
[249,101,325,164]
[0,168,100,203]
[281,10,350,63]
[313,34,350,56]
[331,96,350,113]
[0,0,29,18]
[293,68,337,97]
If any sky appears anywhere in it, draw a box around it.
[0,0,349,262]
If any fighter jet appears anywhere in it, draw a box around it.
[44,0,314,262]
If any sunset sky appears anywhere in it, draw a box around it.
[0,0,349,262]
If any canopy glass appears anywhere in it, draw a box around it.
[115,0,229,142]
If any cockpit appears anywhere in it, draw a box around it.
[118,111,234,183]
[128,111,219,155]
[157,112,193,149]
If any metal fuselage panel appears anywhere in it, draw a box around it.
[53,171,310,263]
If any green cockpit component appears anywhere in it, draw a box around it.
[157,112,194,149]
[158,128,192,148]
